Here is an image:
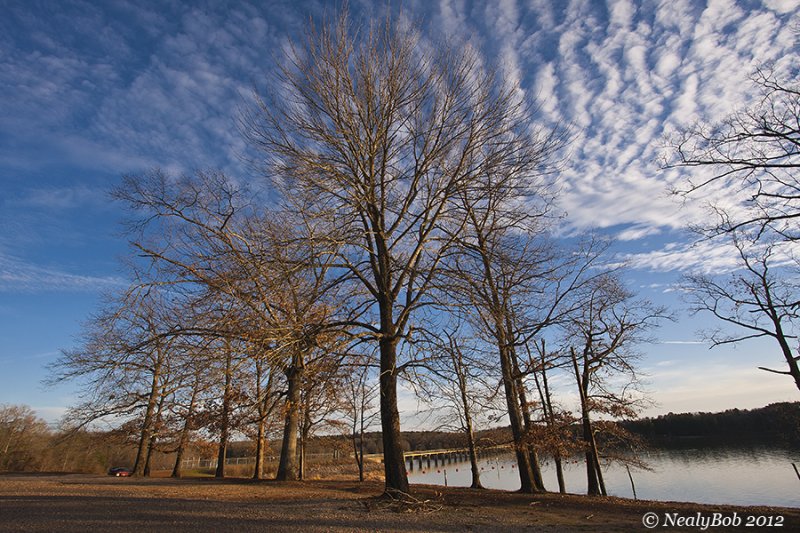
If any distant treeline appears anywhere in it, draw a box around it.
[229,428,512,458]
[621,402,800,444]
[159,403,800,463]
[323,403,800,454]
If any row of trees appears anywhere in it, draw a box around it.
[0,404,144,473]
[49,13,672,497]
[623,402,800,443]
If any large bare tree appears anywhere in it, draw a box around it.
[668,68,800,240]
[114,170,342,481]
[684,231,800,392]
[668,65,800,397]
[415,329,494,490]
[446,215,609,493]
[243,13,556,494]
[562,273,665,496]
[47,286,185,477]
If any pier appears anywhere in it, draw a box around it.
[401,445,509,472]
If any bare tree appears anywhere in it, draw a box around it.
[417,330,493,489]
[684,231,800,392]
[243,12,557,494]
[213,337,240,479]
[528,340,577,494]
[668,68,800,240]
[562,273,665,496]
[667,64,800,397]
[249,346,281,480]
[446,218,609,493]
[0,405,50,471]
[298,356,348,480]
[47,286,185,477]
[168,348,209,478]
[342,358,378,482]
[114,170,342,481]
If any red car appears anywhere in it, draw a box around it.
[108,467,132,477]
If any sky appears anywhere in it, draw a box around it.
[1,0,798,426]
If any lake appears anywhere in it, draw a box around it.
[407,445,800,508]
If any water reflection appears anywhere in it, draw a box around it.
[407,446,800,508]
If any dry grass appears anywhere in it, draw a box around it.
[1,472,797,532]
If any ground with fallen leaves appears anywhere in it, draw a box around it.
[1,473,797,531]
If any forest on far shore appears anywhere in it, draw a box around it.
[349,401,800,453]
[620,401,800,444]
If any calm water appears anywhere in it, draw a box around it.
[407,446,800,508]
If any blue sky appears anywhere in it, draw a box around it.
[1,0,798,425]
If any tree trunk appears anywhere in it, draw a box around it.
[582,382,606,496]
[254,416,267,480]
[465,410,483,490]
[554,455,566,494]
[172,378,199,478]
[253,362,274,480]
[215,350,234,479]
[580,405,607,496]
[498,342,535,493]
[508,329,545,493]
[276,362,302,481]
[379,334,409,495]
[352,407,365,482]
[581,417,600,495]
[534,345,566,494]
[358,426,365,482]
[299,400,311,482]
[133,364,161,476]
[589,422,607,496]
[515,371,546,492]
[143,382,168,477]
[571,347,605,496]
[299,426,307,481]
[351,431,361,481]
[772,318,800,392]
[143,434,156,477]
[454,350,482,489]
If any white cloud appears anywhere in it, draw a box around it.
[438,0,468,37]
[696,0,745,37]
[615,238,741,273]
[763,0,799,14]
[539,0,799,247]
[529,0,556,29]
[616,234,800,274]
[534,62,559,118]
[671,72,698,125]
[608,0,636,28]
[12,185,109,210]
[655,49,681,79]
[616,224,663,241]
[0,253,125,293]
